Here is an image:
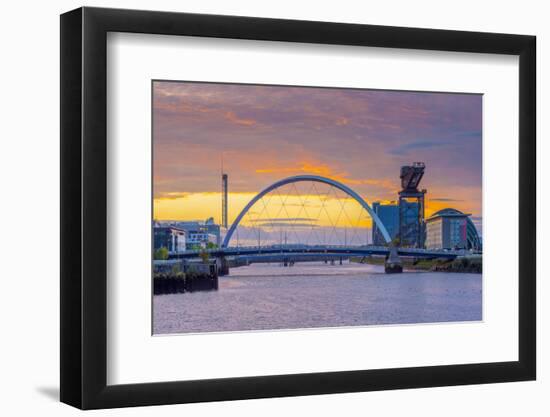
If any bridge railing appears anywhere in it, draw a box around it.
[173,244,472,257]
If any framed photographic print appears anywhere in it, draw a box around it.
[60,6,536,409]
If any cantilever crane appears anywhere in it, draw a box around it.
[398,162,426,247]
[400,162,425,192]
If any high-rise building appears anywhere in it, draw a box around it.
[372,202,399,245]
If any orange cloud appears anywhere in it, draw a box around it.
[155,191,191,200]
[360,178,397,192]
[225,111,256,126]
[256,162,397,193]
[256,162,348,180]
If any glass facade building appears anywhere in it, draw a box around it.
[425,211,468,249]
[372,202,399,245]
[426,208,482,251]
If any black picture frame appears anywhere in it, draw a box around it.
[60,6,536,410]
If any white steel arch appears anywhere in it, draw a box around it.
[222,175,391,247]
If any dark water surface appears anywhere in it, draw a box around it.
[153,262,482,334]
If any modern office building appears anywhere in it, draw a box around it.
[372,202,399,245]
[186,231,218,248]
[161,217,221,248]
[425,209,470,250]
[153,226,186,254]
[426,208,482,251]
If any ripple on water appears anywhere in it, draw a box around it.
[153,262,482,335]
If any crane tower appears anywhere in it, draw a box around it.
[398,162,426,247]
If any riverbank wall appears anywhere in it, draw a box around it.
[153,260,218,294]
[351,255,482,273]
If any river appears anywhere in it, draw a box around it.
[153,262,482,335]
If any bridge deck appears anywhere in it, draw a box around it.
[169,245,471,260]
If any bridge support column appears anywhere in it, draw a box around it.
[385,246,403,273]
[218,257,230,276]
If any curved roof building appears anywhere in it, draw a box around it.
[429,208,482,251]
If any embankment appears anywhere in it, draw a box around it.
[153,261,219,294]
[351,255,482,273]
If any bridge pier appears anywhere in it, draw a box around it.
[218,257,230,276]
[385,246,403,273]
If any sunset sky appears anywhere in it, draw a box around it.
[153,81,482,244]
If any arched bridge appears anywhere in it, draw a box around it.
[168,175,473,268]
[222,174,391,248]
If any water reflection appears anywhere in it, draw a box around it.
[153,262,482,334]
